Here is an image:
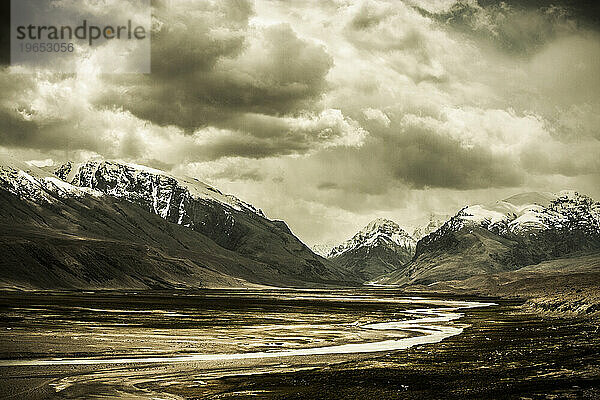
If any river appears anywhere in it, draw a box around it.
[0,288,494,398]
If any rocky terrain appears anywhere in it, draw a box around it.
[328,219,416,281]
[375,191,600,286]
[0,155,360,289]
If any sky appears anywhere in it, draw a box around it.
[1,0,600,247]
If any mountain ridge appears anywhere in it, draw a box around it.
[328,218,416,281]
[375,191,600,286]
[0,155,361,289]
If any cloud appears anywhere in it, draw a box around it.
[100,10,333,130]
[344,0,454,83]
[554,103,600,140]
[387,130,523,190]
[169,109,367,161]
[521,145,600,177]
[527,33,600,105]
[362,108,391,127]
[426,0,579,55]
[86,2,344,160]
[1,0,600,245]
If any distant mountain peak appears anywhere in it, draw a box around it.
[0,155,101,204]
[329,218,415,258]
[327,218,417,281]
[447,190,600,236]
[364,218,400,231]
[311,243,333,257]
[412,214,449,240]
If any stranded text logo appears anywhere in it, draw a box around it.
[11,0,151,73]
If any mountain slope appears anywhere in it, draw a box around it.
[376,192,600,285]
[54,160,352,285]
[426,253,600,317]
[328,218,416,281]
[0,156,359,289]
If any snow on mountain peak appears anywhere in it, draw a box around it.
[0,154,100,203]
[328,218,416,258]
[557,190,579,199]
[364,218,399,231]
[429,191,600,238]
[57,160,266,219]
[310,243,333,257]
[412,214,448,240]
[501,192,556,208]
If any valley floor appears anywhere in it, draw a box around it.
[0,291,598,399]
[209,302,600,399]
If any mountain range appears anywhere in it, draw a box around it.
[375,191,600,285]
[0,156,360,290]
[1,154,598,292]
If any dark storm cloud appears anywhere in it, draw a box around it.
[99,3,333,133]
[149,0,252,79]
[388,129,522,190]
[214,24,333,115]
[420,0,589,55]
[0,109,40,147]
[478,0,600,28]
[199,133,311,160]
[0,73,71,150]
[307,138,521,195]
[176,110,366,161]
[304,111,524,193]
[0,106,115,154]
[317,181,339,190]
[0,70,152,158]
[0,72,35,141]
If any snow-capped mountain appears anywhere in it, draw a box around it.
[328,218,416,281]
[412,214,449,240]
[311,243,333,257]
[53,160,276,249]
[421,191,600,246]
[0,154,100,204]
[51,160,357,284]
[329,218,416,258]
[55,160,265,226]
[376,191,600,286]
[0,155,360,289]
